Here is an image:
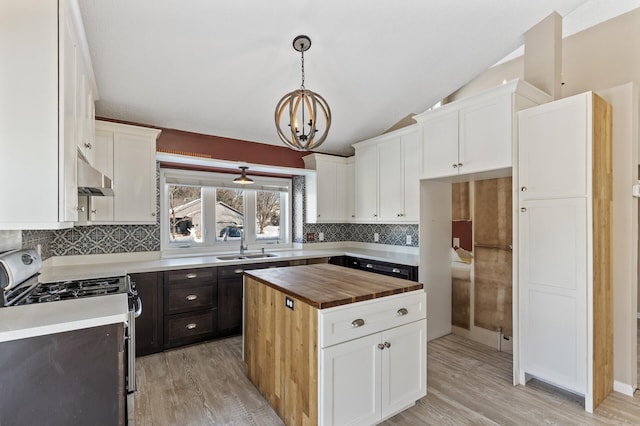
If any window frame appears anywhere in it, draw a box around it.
[160,168,292,256]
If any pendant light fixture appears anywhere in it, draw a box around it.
[275,35,331,151]
[233,166,254,185]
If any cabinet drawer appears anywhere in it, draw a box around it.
[165,284,216,315]
[164,310,217,347]
[217,261,288,279]
[164,268,215,286]
[319,291,426,348]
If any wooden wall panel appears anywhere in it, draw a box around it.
[452,278,470,329]
[452,182,470,221]
[473,177,513,336]
[244,277,318,425]
[591,93,613,409]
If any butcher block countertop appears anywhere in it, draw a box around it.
[244,263,423,309]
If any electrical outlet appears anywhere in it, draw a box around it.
[374,232,379,242]
[285,296,295,310]
[406,235,412,245]
[319,232,324,241]
[453,237,460,248]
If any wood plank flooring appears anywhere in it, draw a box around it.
[136,334,640,425]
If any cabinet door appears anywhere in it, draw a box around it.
[335,162,349,222]
[355,144,378,222]
[218,274,244,336]
[131,272,163,356]
[378,137,403,222]
[459,94,512,175]
[381,320,427,417]
[320,333,382,426]
[519,198,587,394]
[518,94,588,200]
[316,160,338,222]
[113,133,157,223]
[89,130,115,222]
[402,131,421,222]
[346,159,356,222]
[421,112,459,179]
[61,10,78,222]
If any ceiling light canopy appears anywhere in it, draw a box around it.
[233,166,254,184]
[275,35,331,151]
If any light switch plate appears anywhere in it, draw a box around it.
[453,237,460,247]
[374,232,379,242]
[319,232,324,241]
[406,235,412,245]
[285,297,295,310]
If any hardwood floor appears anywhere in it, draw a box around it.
[136,334,640,425]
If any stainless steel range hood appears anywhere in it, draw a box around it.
[77,156,114,196]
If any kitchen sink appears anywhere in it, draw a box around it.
[216,253,278,261]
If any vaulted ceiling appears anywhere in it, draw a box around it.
[78,0,639,156]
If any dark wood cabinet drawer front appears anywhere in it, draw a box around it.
[218,261,289,279]
[165,285,216,314]
[165,310,217,347]
[164,268,216,286]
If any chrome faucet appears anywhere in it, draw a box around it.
[239,229,248,254]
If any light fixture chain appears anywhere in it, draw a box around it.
[300,48,305,89]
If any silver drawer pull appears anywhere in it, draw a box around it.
[234,269,244,274]
[351,318,365,328]
[365,264,373,269]
[186,323,197,330]
[397,308,408,316]
[186,294,198,301]
[392,268,401,274]
[186,273,198,279]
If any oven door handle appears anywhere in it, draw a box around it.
[133,295,143,318]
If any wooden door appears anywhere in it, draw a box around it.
[381,320,427,417]
[378,137,403,222]
[459,94,512,175]
[518,94,588,200]
[421,111,459,179]
[519,198,587,394]
[355,144,379,222]
[320,333,382,426]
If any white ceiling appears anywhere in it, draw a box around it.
[78,0,639,156]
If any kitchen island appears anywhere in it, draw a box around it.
[244,263,427,426]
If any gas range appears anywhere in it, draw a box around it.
[3,275,130,307]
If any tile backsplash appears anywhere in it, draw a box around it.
[18,174,417,260]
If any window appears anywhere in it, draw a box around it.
[161,169,291,254]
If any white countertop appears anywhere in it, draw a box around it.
[0,293,128,343]
[39,247,420,283]
[1,245,418,343]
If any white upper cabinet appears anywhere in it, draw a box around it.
[303,154,352,223]
[0,0,97,229]
[416,79,550,181]
[80,121,161,225]
[353,125,421,223]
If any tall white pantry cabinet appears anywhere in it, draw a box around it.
[517,92,613,412]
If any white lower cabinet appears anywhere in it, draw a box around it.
[319,292,427,426]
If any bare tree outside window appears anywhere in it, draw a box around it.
[168,185,202,241]
[256,191,280,239]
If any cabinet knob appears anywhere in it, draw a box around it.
[384,341,391,348]
[378,343,385,350]
[452,164,458,169]
[185,323,197,330]
[458,163,463,167]
[351,215,355,218]
[392,268,401,274]
[521,186,527,192]
[234,269,244,274]
[151,212,156,217]
[373,214,377,217]
[84,142,92,149]
[520,207,527,213]
[186,294,198,301]
[318,214,321,218]
[77,206,86,212]
[397,308,408,316]
[90,209,97,214]
[186,273,198,279]
[351,318,365,328]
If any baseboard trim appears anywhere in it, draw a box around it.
[613,380,636,397]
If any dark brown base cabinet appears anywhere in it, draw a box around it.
[329,256,419,281]
[0,324,125,426]
[131,272,163,356]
